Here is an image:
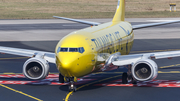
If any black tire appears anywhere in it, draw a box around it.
[69,86,73,92]
[73,85,77,92]
[68,85,76,92]
[122,72,128,84]
[132,78,137,84]
[59,73,64,83]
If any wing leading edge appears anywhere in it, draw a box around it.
[112,50,180,66]
[0,46,55,63]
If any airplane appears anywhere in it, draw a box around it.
[0,0,180,92]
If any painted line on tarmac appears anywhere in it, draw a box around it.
[160,64,180,69]
[0,84,43,101]
[130,49,180,54]
[0,72,123,75]
[158,71,180,73]
[0,57,29,60]
[64,75,122,101]
[95,79,180,87]
[64,91,73,101]
[1,70,180,75]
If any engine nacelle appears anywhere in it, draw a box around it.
[23,57,49,80]
[132,59,158,81]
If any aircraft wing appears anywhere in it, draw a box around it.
[53,16,100,26]
[112,50,180,66]
[0,46,55,63]
[132,20,180,30]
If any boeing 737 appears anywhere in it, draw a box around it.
[0,0,180,91]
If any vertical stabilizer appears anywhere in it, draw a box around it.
[112,0,125,22]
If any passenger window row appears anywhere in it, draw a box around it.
[57,47,85,53]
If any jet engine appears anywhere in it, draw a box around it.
[131,59,158,81]
[23,57,49,80]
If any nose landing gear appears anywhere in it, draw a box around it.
[65,77,77,92]
[59,74,77,92]
[69,81,76,92]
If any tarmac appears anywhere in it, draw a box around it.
[0,18,180,101]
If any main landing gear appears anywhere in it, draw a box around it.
[59,74,76,92]
[122,65,137,84]
[122,72,137,84]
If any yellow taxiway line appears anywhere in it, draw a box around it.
[0,84,43,101]
[64,75,122,101]
[1,53,180,101]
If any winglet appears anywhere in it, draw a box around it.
[112,0,125,22]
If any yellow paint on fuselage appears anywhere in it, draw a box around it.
[55,0,133,78]
[55,21,134,78]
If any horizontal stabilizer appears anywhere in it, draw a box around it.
[53,16,100,26]
[133,20,180,30]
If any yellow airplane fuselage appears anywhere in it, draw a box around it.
[55,21,134,78]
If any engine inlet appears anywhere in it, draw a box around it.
[135,63,151,79]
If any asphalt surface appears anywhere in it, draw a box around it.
[0,19,180,101]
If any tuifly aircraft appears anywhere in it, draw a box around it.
[0,0,180,91]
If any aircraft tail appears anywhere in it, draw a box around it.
[112,0,125,22]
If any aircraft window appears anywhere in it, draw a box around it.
[59,47,85,53]
[57,47,60,53]
[78,47,85,53]
[69,48,78,52]
[60,48,68,52]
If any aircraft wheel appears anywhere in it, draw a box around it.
[122,72,128,84]
[132,78,137,84]
[69,84,76,92]
[59,73,64,83]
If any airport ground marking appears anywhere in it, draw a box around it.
[0,57,29,60]
[160,64,180,69]
[65,91,73,101]
[0,84,43,101]
[64,75,122,101]
[130,49,180,54]
[2,50,180,100]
